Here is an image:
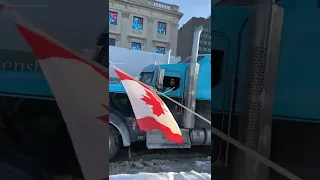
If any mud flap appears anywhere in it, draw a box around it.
[146,129,191,149]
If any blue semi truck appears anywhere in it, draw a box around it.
[108,26,212,158]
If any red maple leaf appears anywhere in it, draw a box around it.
[114,67,167,116]
[141,89,166,117]
[97,104,108,124]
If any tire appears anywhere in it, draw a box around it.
[0,151,53,180]
[109,125,121,160]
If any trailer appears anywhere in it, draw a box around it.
[109,46,180,83]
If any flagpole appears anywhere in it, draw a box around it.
[156,89,211,125]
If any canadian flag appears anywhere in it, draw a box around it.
[111,65,183,144]
[1,5,109,180]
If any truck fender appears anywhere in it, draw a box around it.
[109,113,131,147]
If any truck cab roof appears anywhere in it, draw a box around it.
[178,54,211,64]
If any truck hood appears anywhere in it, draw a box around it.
[109,83,126,93]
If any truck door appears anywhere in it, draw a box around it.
[211,31,229,112]
[211,6,249,113]
[161,69,185,118]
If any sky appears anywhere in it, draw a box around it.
[160,0,211,28]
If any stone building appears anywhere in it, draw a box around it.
[109,0,183,56]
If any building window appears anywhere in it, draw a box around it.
[156,46,165,54]
[109,38,116,46]
[157,22,167,35]
[203,47,207,51]
[208,42,211,46]
[133,16,143,30]
[209,35,211,39]
[109,11,118,25]
[204,41,208,45]
[200,40,203,44]
[131,42,142,50]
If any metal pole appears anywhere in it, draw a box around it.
[165,49,172,64]
[182,25,203,129]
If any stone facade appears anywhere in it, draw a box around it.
[109,0,183,56]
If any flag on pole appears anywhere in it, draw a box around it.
[1,4,109,180]
[111,65,183,144]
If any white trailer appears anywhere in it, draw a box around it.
[109,46,181,82]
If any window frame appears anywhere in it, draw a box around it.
[109,11,118,25]
[155,46,166,54]
[157,21,167,35]
[109,38,116,46]
[132,16,144,31]
[131,42,142,50]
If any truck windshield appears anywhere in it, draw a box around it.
[139,72,154,84]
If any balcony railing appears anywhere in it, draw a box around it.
[130,0,179,12]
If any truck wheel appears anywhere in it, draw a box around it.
[109,125,121,160]
[0,151,53,180]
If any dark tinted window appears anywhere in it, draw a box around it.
[96,33,108,46]
[93,32,108,67]
[211,49,224,88]
[178,55,205,64]
[109,38,116,46]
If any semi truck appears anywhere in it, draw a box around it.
[108,26,211,158]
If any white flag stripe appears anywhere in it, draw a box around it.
[0,4,110,179]
[122,79,181,135]
[40,58,109,180]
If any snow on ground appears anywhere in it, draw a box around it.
[109,155,211,176]
[109,171,211,180]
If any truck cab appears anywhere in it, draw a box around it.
[137,53,211,124]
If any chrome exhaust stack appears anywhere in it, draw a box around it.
[165,48,172,64]
[182,25,203,129]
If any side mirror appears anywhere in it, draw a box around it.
[156,67,165,90]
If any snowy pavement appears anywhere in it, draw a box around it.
[110,154,211,177]
[109,171,211,180]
